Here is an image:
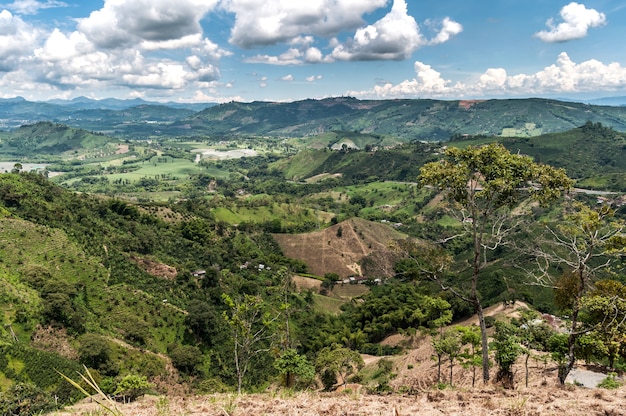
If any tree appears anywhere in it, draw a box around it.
[418,143,572,383]
[431,328,462,386]
[315,344,364,389]
[168,344,203,375]
[528,202,625,384]
[515,308,555,387]
[77,334,117,376]
[222,293,279,394]
[273,348,315,388]
[491,321,523,389]
[580,280,626,369]
[457,325,482,387]
[113,374,152,402]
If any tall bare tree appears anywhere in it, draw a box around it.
[527,202,625,383]
[418,143,572,383]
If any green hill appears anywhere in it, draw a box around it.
[0,121,119,157]
[168,97,626,141]
[451,121,626,190]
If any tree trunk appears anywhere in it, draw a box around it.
[525,354,529,388]
[476,300,490,383]
[473,211,490,383]
[559,269,586,385]
[559,308,579,385]
[437,354,442,383]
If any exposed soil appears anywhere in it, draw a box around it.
[53,301,626,415]
[458,100,485,110]
[129,254,177,280]
[273,218,406,278]
[53,385,626,416]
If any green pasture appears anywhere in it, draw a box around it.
[105,156,203,181]
[312,293,345,315]
[212,202,317,225]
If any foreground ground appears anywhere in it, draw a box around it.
[53,384,626,416]
[54,303,626,415]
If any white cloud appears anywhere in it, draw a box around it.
[122,62,189,89]
[0,10,39,70]
[330,0,423,61]
[331,0,461,61]
[348,53,626,99]
[11,0,230,96]
[246,48,304,65]
[4,0,67,15]
[34,29,93,62]
[77,0,219,49]
[281,74,294,81]
[305,75,323,82]
[429,17,463,45]
[223,0,388,48]
[193,38,232,61]
[535,2,606,42]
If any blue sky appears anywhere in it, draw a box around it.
[1,0,625,103]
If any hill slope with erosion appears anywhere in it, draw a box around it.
[273,217,406,278]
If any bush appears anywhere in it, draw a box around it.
[598,372,622,389]
[169,344,203,375]
[0,383,58,415]
[113,374,153,402]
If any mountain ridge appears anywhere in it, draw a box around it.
[4,96,626,141]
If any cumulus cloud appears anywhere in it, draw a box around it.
[122,62,190,89]
[331,0,461,61]
[535,2,606,42]
[347,53,626,99]
[3,0,67,15]
[16,0,230,95]
[281,74,294,81]
[77,0,219,49]
[428,17,463,45]
[305,75,323,82]
[330,0,422,61]
[0,10,40,71]
[223,0,388,48]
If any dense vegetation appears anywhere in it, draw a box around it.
[0,103,625,413]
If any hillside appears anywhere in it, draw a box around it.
[55,301,626,416]
[172,97,626,141]
[4,96,626,142]
[273,217,406,278]
[0,121,120,158]
[452,121,626,190]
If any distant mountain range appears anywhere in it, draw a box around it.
[0,96,215,131]
[4,95,626,141]
[584,96,626,106]
[41,96,215,111]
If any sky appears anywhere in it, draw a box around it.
[1,0,626,103]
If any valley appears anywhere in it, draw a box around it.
[0,97,624,415]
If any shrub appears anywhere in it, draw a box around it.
[598,372,622,389]
[114,374,153,402]
[0,383,58,415]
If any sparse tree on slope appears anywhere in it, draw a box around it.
[418,143,572,383]
[528,202,625,384]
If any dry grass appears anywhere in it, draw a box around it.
[52,385,626,416]
[53,303,626,415]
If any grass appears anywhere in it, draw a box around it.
[212,202,317,225]
[312,294,345,315]
[57,366,124,416]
